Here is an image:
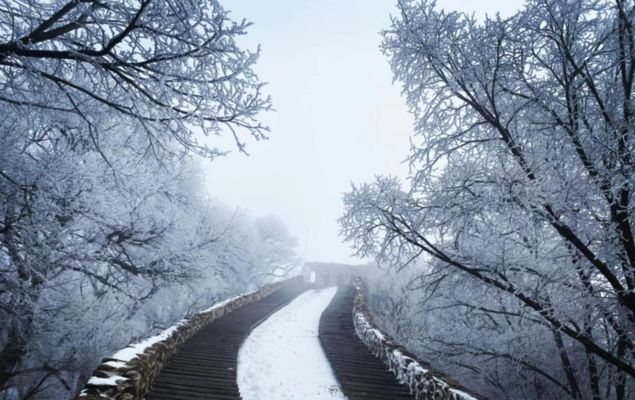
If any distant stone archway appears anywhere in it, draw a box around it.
[301,262,367,288]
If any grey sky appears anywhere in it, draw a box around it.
[204,0,524,264]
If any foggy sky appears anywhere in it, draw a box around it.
[204,0,525,264]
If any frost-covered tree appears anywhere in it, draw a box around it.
[0,0,270,158]
[0,1,289,399]
[0,122,299,399]
[340,0,635,398]
[253,215,301,279]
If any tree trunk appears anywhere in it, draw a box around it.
[552,328,582,400]
[0,211,39,391]
[0,318,32,389]
[616,336,627,400]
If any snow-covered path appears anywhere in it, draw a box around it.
[237,287,347,400]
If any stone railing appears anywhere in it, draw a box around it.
[352,278,482,400]
[75,277,301,400]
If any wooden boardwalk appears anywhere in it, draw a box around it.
[145,283,306,400]
[319,285,416,400]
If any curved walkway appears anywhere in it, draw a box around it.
[238,287,346,400]
[319,285,416,400]
[144,283,417,400]
[145,283,306,400]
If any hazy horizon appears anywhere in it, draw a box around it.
[204,0,525,264]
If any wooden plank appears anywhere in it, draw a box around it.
[319,285,417,400]
[145,282,307,400]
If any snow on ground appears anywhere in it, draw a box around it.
[238,287,347,400]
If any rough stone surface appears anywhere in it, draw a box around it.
[74,277,301,400]
[352,278,483,400]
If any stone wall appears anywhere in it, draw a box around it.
[75,277,301,400]
[352,279,483,400]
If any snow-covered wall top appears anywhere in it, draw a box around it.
[352,279,483,400]
[75,277,302,400]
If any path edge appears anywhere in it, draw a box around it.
[74,276,302,400]
[352,278,483,400]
